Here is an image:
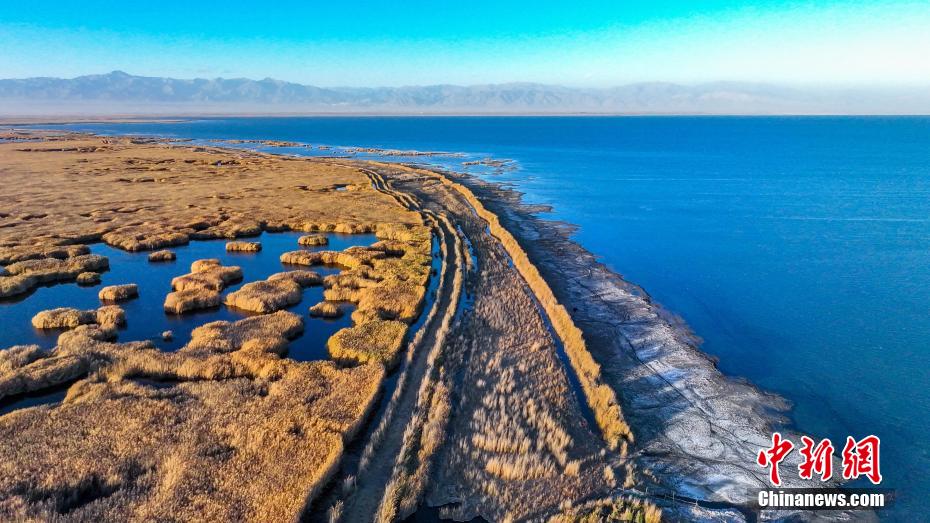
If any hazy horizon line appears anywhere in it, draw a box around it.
[3,71,929,116]
[4,70,930,91]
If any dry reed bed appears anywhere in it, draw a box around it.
[327,319,409,367]
[164,259,243,314]
[98,283,138,302]
[548,495,662,523]
[309,301,344,318]
[282,222,433,368]
[435,173,631,450]
[31,305,125,330]
[0,134,422,279]
[147,249,176,262]
[0,311,386,521]
[76,271,100,285]
[224,270,322,314]
[298,234,329,246]
[226,240,262,252]
[0,254,109,298]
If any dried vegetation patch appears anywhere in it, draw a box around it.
[298,234,329,246]
[0,254,109,298]
[98,283,138,302]
[164,259,242,314]
[285,223,433,369]
[309,301,344,318]
[0,311,386,521]
[147,249,176,262]
[327,319,408,367]
[549,496,662,523]
[226,240,261,252]
[31,305,125,330]
[225,279,296,314]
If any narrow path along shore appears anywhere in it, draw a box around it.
[346,161,632,521]
[322,174,466,521]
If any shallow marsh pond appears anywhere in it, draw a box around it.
[0,231,377,360]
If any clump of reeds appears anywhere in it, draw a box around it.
[1,254,109,298]
[171,259,242,292]
[76,271,100,285]
[298,234,329,246]
[327,319,408,367]
[269,270,322,287]
[0,308,387,522]
[147,249,176,262]
[548,495,662,523]
[0,244,89,265]
[226,240,261,252]
[31,305,125,329]
[309,301,344,318]
[98,283,138,302]
[163,287,221,314]
[225,278,302,313]
[102,223,191,251]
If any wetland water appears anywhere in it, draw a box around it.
[0,231,375,359]
[31,116,930,519]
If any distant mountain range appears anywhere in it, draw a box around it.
[1,71,928,115]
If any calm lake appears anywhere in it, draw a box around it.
[27,116,930,519]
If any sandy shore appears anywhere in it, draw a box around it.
[0,131,866,522]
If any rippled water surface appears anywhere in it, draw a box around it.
[32,116,930,518]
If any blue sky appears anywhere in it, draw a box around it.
[1,1,928,86]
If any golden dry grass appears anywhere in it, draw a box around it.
[0,345,46,373]
[76,271,101,285]
[31,305,125,330]
[0,254,109,298]
[226,240,262,252]
[327,319,408,368]
[0,311,387,522]
[171,260,243,292]
[31,307,97,329]
[95,305,127,327]
[98,283,138,302]
[548,496,662,523]
[286,223,432,330]
[0,244,89,265]
[0,134,443,521]
[163,288,222,314]
[268,270,322,287]
[298,234,329,246]
[147,249,176,262]
[0,134,420,258]
[225,278,303,314]
[309,301,344,318]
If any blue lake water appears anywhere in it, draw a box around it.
[30,116,930,519]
